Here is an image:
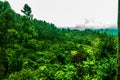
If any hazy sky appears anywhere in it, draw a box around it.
[5,0,118,27]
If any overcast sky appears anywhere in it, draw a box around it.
[4,0,118,27]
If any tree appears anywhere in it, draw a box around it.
[21,4,31,17]
[117,0,120,79]
[98,33,116,59]
[0,1,14,79]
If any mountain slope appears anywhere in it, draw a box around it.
[0,1,117,80]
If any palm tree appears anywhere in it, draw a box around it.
[117,0,120,79]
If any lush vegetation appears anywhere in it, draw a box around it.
[0,1,117,80]
[95,28,118,36]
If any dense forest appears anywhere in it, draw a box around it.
[0,1,117,80]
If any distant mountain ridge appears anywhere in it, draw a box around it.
[69,25,117,30]
[96,28,118,35]
[68,25,118,35]
[67,19,117,30]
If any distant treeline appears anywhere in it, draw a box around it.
[94,28,118,35]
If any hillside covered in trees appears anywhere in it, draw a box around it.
[0,1,117,80]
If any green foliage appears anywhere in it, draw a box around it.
[97,33,117,59]
[54,64,78,80]
[94,57,116,80]
[0,1,117,80]
[21,4,31,17]
[8,69,35,80]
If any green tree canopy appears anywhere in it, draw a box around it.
[21,4,31,17]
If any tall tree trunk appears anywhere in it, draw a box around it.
[117,0,120,79]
